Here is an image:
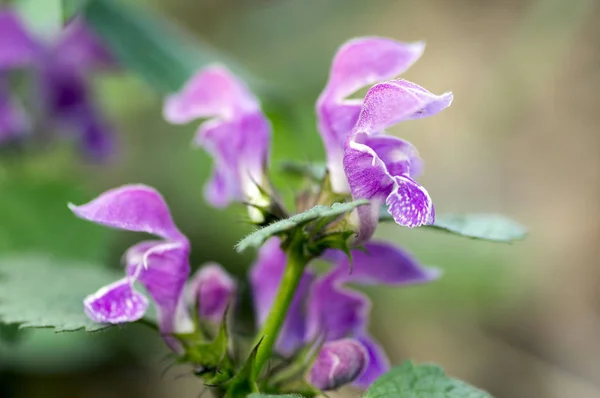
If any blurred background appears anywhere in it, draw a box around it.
[1,0,600,397]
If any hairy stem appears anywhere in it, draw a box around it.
[251,237,308,382]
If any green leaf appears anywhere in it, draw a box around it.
[0,255,122,332]
[248,395,303,398]
[235,200,368,252]
[380,210,526,243]
[181,319,233,382]
[224,339,262,398]
[426,214,527,242]
[365,361,492,398]
[82,0,262,94]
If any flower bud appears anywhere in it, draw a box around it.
[188,263,236,324]
[308,338,369,390]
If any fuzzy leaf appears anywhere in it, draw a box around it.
[0,255,122,332]
[380,210,526,242]
[235,200,369,252]
[364,361,492,398]
[82,0,262,94]
[182,319,233,382]
[427,214,527,242]
[224,339,262,398]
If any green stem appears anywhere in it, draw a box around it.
[251,238,309,382]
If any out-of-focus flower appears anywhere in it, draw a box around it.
[307,338,369,391]
[0,9,116,159]
[69,185,194,345]
[163,66,271,221]
[250,237,440,389]
[0,85,28,140]
[187,262,236,324]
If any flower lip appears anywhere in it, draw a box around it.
[83,278,149,324]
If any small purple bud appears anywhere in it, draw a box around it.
[308,338,369,391]
[188,263,236,324]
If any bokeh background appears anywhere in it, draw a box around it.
[1,0,600,397]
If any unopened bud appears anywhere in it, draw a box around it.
[308,338,369,390]
[188,263,236,323]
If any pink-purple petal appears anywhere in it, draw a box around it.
[355,80,452,133]
[68,184,186,243]
[362,134,421,178]
[83,278,148,324]
[197,111,270,207]
[163,65,258,124]
[308,338,369,391]
[0,9,40,69]
[188,263,236,324]
[320,38,425,102]
[353,335,391,389]
[125,241,193,335]
[0,85,29,141]
[343,135,392,241]
[306,273,370,342]
[385,175,435,227]
[77,109,115,161]
[317,38,424,193]
[330,241,441,286]
[53,18,116,71]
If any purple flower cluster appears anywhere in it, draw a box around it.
[0,9,115,159]
[250,237,439,388]
[71,36,451,391]
[70,185,235,349]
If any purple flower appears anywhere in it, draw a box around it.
[163,66,271,220]
[343,80,452,241]
[307,338,369,391]
[0,85,28,141]
[315,37,452,241]
[69,185,194,342]
[187,263,237,324]
[0,9,116,159]
[316,37,426,194]
[250,237,440,389]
